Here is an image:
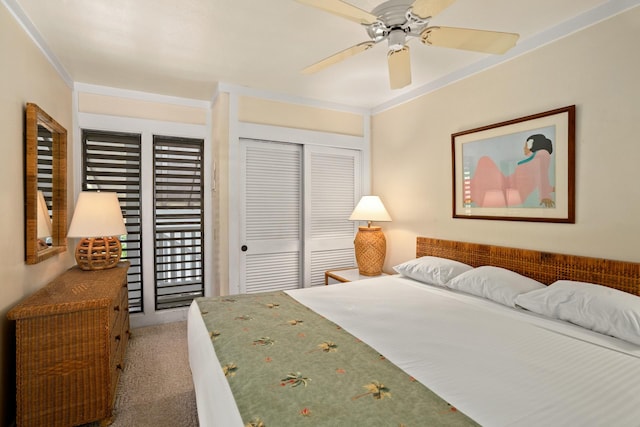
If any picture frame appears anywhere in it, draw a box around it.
[452,105,575,223]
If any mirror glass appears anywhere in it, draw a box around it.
[25,103,67,264]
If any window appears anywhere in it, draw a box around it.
[81,130,143,312]
[153,135,205,309]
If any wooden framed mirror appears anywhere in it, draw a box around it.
[25,103,67,264]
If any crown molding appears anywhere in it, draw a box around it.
[2,0,73,88]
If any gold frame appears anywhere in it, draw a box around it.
[25,103,67,264]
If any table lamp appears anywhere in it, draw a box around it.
[349,195,392,276]
[67,191,127,271]
[36,190,52,250]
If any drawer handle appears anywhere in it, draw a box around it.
[116,363,123,371]
[115,334,121,342]
[114,305,120,312]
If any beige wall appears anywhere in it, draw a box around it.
[212,93,230,295]
[78,92,208,125]
[0,4,74,424]
[372,7,640,270]
[238,96,365,137]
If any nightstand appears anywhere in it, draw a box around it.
[324,267,388,285]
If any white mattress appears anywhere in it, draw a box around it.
[188,275,640,427]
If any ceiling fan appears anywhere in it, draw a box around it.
[296,0,519,89]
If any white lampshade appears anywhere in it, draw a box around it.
[36,190,53,239]
[68,192,127,238]
[349,196,392,223]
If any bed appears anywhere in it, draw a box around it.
[188,237,640,426]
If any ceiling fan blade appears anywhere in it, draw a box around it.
[421,26,519,54]
[388,47,412,90]
[410,0,456,19]
[302,41,376,75]
[295,0,378,25]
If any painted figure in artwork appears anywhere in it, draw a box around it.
[468,134,555,208]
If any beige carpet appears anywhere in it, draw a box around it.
[90,321,199,427]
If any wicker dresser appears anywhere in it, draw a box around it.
[8,261,130,427]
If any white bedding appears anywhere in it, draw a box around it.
[188,275,640,427]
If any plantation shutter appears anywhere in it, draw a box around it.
[305,146,360,286]
[81,130,143,312]
[153,135,204,310]
[240,139,302,293]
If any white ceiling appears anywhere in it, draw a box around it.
[7,0,638,110]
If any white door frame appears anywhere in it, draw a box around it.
[228,121,370,295]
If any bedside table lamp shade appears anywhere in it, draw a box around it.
[67,192,127,271]
[349,196,392,276]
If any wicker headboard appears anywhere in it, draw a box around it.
[416,237,640,296]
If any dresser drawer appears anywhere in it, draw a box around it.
[109,281,129,405]
[109,280,128,330]
[110,308,126,366]
[110,285,127,330]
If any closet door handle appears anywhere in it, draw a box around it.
[241,245,248,252]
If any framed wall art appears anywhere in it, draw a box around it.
[452,105,575,222]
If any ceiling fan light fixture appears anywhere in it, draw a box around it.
[387,29,406,51]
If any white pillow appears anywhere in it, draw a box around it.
[446,266,546,307]
[393,256,472,286]
[515,280,640,345]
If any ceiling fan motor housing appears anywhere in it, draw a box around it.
[366,0,430,47]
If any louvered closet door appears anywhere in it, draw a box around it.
[305,146,360,286]
[240,139,302,293]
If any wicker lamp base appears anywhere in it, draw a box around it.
[354,226,386,276]
[75,237,122,271]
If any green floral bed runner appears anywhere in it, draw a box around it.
[195,291,478,427]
